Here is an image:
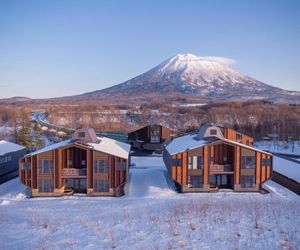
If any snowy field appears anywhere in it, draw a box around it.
[256,141,300,155]
[0,156,299,249]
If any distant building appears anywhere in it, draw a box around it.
[128,124,173,152]
[163,124,272,192]
[19,128,131,197]
[0,140,26,184]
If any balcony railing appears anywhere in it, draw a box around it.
[62,168,87,178]
[210,164,233,173]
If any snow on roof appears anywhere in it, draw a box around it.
[0,140,26,156]
[165,134,272,156]
[88,136,131,159]
[26,140,72,157]
[165,133,208,155]
[221,138,272,155]
[26,136,131,159]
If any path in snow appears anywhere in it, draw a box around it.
[127,156,176,198]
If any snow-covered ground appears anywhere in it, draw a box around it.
[256,141,300,155]
[0,156,299,249]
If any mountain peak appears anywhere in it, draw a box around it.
[88,53,300,103]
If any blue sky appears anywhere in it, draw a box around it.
[0,0,299,98]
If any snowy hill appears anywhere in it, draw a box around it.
[82,53,300,103]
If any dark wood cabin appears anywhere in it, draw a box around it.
[163,124,272,192]
[0,140,26,184]
[19,128,131,197]
[128,124,172,151]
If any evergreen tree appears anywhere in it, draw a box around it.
[17,113,32,149]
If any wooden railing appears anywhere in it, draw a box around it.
[210,164,233,173]
[62,168,87,178]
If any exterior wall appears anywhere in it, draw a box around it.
[20,145,128,197]
[224,128,254,146]
[0,148,26,184]
[164,141,272,193]
[128,125,171,149]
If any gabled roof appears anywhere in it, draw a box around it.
[26,136,131,159]
[165,133,272,156]
[0,140,26,156]
[165,133,209,155]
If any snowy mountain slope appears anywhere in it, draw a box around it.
[83,53,300,103]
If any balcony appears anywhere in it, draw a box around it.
[210,164,234,174]
[62,168,87,178]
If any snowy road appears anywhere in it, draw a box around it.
[127,157,176,198]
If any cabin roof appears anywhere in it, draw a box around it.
[26,136,131,159]
[165,133,209,155]
[165,133,272,156]
[0,140,26,156]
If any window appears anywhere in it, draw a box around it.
[94,160,109,173]
[262,159,271,166]
[188,156,203,169]
[188,176,203,188]
[78,132,85,138]
[0,156,12,164]
[241,156,256,169]
[22,162,31,170]
[241,176,256,188]
[150,125,161,143]
[38,179,54,192]
[172,159,182,166]
[116,161,126,171]
[38,160,54,174]
[236,133,242,142]
[94,179,109,192]
[246,139,250,146]
[210,129,217,135]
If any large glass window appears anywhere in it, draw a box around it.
[150,125,161,143]
[93,179,109,192]
[188,176,203,188]
[94,160,109,173]
[38,179,54,192]
[241,176,256,188]
[241,156,256,169]
[188,155,203,169]
[38,160,54,174]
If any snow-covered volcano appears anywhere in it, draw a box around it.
[83,53,300,103]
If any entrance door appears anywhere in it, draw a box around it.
[210,175,233,189]
[66,179,87,193]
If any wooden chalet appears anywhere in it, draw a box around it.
[163,124,272,192]
[128,124,172,151]
[19,128,131,197]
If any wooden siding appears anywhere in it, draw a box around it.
[234,146,241,185]
[224,128,254,146]
[203,146,209,185]
[164,139,272,193]
[256,152,261,184]
[161,126,171,141]
[20,144,129,197]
